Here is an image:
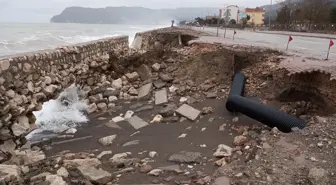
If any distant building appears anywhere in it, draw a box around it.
[220,5,239,23]
[245,7,265,25]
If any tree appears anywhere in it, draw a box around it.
[301,0,332,29]
[330,7,336,23]
[276,4,291,24]
[229,19,237,24]
[195,17,205,25]
[179,20,187,25]
[241,14,251,26]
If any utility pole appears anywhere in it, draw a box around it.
[268,0,272,28]
[224,6,229,38]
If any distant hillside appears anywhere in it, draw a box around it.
[50,6,219,24]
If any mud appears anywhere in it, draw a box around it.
[2,27,336,185]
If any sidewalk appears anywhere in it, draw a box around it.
[256,30,336,39]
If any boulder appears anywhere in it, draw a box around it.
[86,103,97,114]
[213,144,233,157]
[233,135,248,146]
[137,64,152,81]
[63,158,101,168]
[57,167,69,177]
[78,166,111,184]
[99,135,117,146]
[45,175,67,185]
[128,87,138,96]
[6,90,15,98]
[112,78,123,90]
[152,63,161,72]
[44,85,58,95]
[0,164,21,182]
[97,103,107,112]
[125,72,139,82]
[0,140,16,154]
[159,74,174,82]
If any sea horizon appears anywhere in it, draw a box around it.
[0,22,167,57]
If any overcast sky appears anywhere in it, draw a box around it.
[0,0,272,22]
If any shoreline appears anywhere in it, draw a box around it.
[1,27,335,185]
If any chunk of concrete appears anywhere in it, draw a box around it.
[212,176,230,185]
[168,151,202,164]
[153,80,167,89]
[175,104,201,121]
[45,175,67,185]
[138,83,152,100]
[0,164,21,182]
[126,116,149,130]
[131,35,142,50]
[78,166,111,184]
[155,89,168,105]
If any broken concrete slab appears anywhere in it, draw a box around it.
[112,116,125,123]
[153,80,167,89]
[168,151,202,164]
[135,104,154,113]
[78,166,111,184]
[126,116,149,130]
[138,83,153,100]
[159,165,182,173]
[155,89,168,105]
[160,104,177,117]
[99,135,117,146]
[175,104,201,121]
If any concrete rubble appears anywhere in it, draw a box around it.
[0,27,335,185]
[175,104,201,121]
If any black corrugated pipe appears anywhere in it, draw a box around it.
[226,72,246,112]
[226,95,306,133]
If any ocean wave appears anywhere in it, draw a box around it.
[0,23,166,56]
[57,34,120,43]
[26,84,88,140]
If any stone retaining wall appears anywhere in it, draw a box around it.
[0,36,129,158]
[134,27,201,50]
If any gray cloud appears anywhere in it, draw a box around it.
[0,0,271,22]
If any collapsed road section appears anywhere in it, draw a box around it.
[0,27,335,185]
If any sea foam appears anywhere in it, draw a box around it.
[26,84,88,140]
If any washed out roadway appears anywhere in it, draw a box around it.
[42,97,265,184]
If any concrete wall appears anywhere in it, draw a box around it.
[0,36,129,155]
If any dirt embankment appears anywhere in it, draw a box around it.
[1,27,335,185]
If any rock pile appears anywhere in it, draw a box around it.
[0,36,128,161]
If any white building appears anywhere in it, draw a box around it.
[220,5,239,23]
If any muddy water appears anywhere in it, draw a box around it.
[41,97,265,184]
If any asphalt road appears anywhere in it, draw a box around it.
[194,27,336,60]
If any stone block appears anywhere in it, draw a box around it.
[176,104,201,121]
[131,35,142,50]
[126,116,149,130]
[138,83,152,99]
[137,64,151,81]
[155,89,168,105]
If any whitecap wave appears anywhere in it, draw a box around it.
[57,34,120,44]
[26,84,88,140]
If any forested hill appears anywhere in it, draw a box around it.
[50,6,219,24]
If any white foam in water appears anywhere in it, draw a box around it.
[26,84,88,140]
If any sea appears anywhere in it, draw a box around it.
[0,23,167,57]
[0,22,166,142]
